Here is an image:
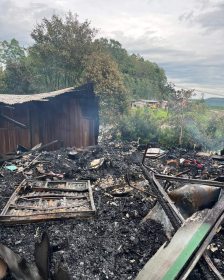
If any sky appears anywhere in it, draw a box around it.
[0,0,224,98]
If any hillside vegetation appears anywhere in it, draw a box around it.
[0,13,223,150]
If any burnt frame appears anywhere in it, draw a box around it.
[0,179,96,224]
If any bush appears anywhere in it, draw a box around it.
[158,127,178,148]
[118,108,161,143]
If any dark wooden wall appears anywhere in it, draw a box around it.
[0,93,99,155]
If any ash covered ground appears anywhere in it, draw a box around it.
[0,141,223,279]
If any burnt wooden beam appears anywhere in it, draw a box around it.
[0,140,62,163]
[20,194,88,199]
[155,174,224,188]
[0,113,28,129]
[141,165,185,230]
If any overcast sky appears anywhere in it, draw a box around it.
[0,0,224,97]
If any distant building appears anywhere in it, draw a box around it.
[131,99,168,109]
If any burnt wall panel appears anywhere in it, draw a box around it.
[0,105,31,154]
[37,95,96,148]
[0,88,99,154]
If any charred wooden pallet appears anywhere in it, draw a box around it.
[0,180,96,224]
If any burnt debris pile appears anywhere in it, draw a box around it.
[0,141,224,279]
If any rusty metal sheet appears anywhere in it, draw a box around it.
[0,180,96,224]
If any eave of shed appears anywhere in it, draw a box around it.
[0,87,75,105]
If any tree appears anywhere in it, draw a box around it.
[0,39,25,65]
[83,51,128,124]
[0,67,6,92]
[0,39,34,94]
[30,12,96,91]
[94,38,169,100]
[3,60,35,94]
[169,88,195,146]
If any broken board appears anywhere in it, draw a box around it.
[135,193,224,280]
[0,180,96,224]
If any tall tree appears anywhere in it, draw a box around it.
[0,39,34,94]
[30,12,96,91]
[0,67,6,92]
[83,51,128,124]
[95,38,168,100]
[170,88,195,146]
[0,39,25,65]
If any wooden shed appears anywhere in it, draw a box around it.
[0,83,99,155]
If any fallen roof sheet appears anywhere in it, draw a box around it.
[0,87,75,105]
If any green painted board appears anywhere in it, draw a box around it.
[136,194,224,280]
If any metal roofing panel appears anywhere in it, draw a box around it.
[0,87,74,105]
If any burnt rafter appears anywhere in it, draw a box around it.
[0,113,28,129]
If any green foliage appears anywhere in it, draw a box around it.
[158,127,179,148]
[0,67,6,92]
[168,88,195,146]
[0,13,176,131]
[0,39,25,64]
[0,39,34,93]
[118,98,224,150]
[30,12,96,91]
[118,108,162,143]
[94,38,168,100]
[3,61,35,94]
[83,51,128,124]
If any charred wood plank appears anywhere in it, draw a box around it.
[155,174,224,188]
[0,210,95,224]
[141,165,184,230]
[19,194,88,199]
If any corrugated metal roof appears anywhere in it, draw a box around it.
[0,87,74,105]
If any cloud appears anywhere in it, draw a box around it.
[0,0,63,45]
[196,2,224,31]
[179,1,224,32]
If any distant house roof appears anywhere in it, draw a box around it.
[131,99,159,103]
[140,99,159,103]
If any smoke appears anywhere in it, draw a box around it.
[184,117,224,152]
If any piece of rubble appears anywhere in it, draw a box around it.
[4,165,17,171]
[90,158,105,169]
[196,152,212,157]
[0,258,7,279]
[0,232,70,280]
[67,150,79,160]
[168,184,221,217]
[208,243,219,252]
